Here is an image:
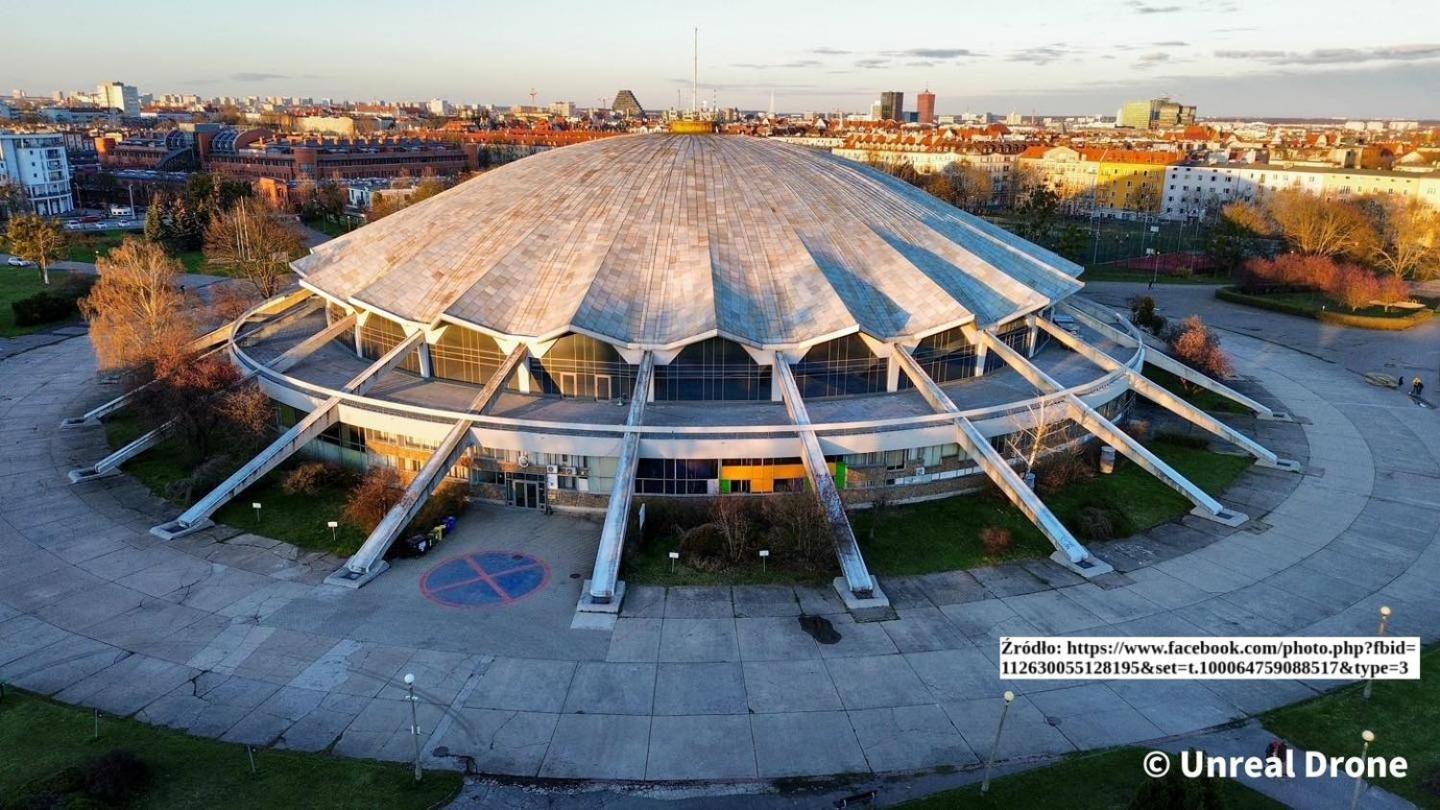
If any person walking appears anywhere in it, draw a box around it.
[1412,376,1425,398]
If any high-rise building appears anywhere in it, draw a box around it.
[1120,97,1195,129]
[611,90,644,118]
[0,131,75,215]
[916,89,936,125]
[879,91,904,122]
[96,81,139,116]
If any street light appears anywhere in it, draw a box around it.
[1348,730,1375,810]
[1363,606,1392,701]
[403,673,422,782]
[981,691,1016,794]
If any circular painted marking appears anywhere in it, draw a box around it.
[420,551,551,608]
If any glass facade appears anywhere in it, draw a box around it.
[529,334,638,400]
[635,458,717,494]
[654,337,771,401]
[357,314,422,373]
[902,326,977,389]
[791,334,887,399]
[983,319,1032,373]
[431,325,508,386]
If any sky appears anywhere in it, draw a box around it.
[6,0,1439,119]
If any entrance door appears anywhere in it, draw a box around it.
[558,372,578,397]
[512,480,539,509]
[594,375,612,401]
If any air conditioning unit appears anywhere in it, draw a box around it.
[547,464,559,475]
[915,466,926,476]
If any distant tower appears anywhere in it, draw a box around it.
[528,88,538,107]
[768,91,775,118]
[612,90,644,118]
[917,88,936,125]
[691,27,699,115]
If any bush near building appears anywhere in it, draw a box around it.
[9,273,93,327]
[1238,255,1416,315]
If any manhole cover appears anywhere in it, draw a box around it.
[420,552,550,607]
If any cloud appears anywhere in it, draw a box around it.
[230,72,289,82]
[730,59,822,69]
[810,47,853,55]
[1154,40,1188,47]
[882,48,980,59]
[1215,44,1440,65]
[1124,1,1184,13]
[1008,46,1075,65]
[1136,52,1171,68]
[853,58,890,69]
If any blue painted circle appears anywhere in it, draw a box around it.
[420,552,550,607]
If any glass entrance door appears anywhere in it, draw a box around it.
[512,480,539,509]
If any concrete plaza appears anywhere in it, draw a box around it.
[1,296,1438,788]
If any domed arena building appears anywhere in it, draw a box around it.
[129,133,1292,615]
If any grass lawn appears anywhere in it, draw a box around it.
[105,413,364,555]
[307,216,358,238]
[897,747,1282,809]
[0,689,461,810]
[0,268,83,337]
[64,229,142,264]
[626,438,1254,584]
[1143,365,1250,414]
[1245,290,1417,320]
[852,438,1253,576]
[212,470,365,556]
[1264,646,1440,808]
[1082,265,1230,285]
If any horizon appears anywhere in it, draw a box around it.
[6,0,1439,120]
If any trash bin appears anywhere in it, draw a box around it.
[1099,446,1117,474]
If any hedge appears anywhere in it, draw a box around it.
[10,277,94,327]
[1215,287,1434,331]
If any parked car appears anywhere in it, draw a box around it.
[7,256,35,268]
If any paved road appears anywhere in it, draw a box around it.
[0,293,1437,802]
[1086,280,1440,387]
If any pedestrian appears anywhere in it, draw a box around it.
[1413,376,1425,398]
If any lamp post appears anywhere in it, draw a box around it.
[1349,730,1374,810]
[404,673,422,782]
[981,691,1015,795]
[1363,606,1392,701]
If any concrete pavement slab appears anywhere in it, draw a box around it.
[652,662,748,715]
[645,715,757,780]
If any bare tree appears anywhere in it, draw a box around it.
[711,496,755,564]
[5,213,68,285]
[1266,188,1375,258]
[1359,195,1440,280]
[1004,396,1066,480]
[204,199,305,297]
[78,238,195,373]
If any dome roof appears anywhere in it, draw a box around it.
[294,134,1082,350]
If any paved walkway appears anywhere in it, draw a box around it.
[0,303,1437,791]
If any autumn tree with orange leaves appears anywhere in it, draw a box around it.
[79,238,196,374]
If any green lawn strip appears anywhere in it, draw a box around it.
[64,229,141,263]
[897,747,1283,809]
[212,471,364,556]
[1142,365,1250,414]
[105,413,363,556]
[0,689,460,810]
[307,216,357,238]
[1082,266,1230,285]
[626,439,1252,584]
[1263,646,1440,808]
[0,268,83,337]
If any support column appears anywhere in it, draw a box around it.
[773,354,889,617]
[977,329,1247,526]
[329,344,531,586]
[974,343,989,377]
[578,351,656,618]
[891,345,1110,577]
[1035,317,1298,471]
[417,342,433,379]
[885,354,901,392]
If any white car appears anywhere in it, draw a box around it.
[7,256,35,268]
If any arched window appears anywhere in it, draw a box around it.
[529,334,637,400]
[430,325,507,385]
[357,313,421,373]
[791,334,886,399]
[654,337,771,401]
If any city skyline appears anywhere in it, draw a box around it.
[7,0,1439,119]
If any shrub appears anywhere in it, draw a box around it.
[1129,753,1224,809]
[1034,448,1094,495]
[1327,264,1381,311]
[1154,430,1209,449]
[11,290,81,326]
[1374,274,1411,311]
[162,453,234,504]
[764,493,832,571]
[1129,296,1166,334]
[980,526,1012,557]
[677,522,726,571]
[1165,315,1233,383]
[343,467,406,532]
[81,749,150,805]
[1073,505,1117,541]
[282,461,337,495]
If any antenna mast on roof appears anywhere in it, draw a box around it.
[692,27,699,116]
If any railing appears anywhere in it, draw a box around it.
[225,296,1144,442]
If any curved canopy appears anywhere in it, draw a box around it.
[294,134,1082,349]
